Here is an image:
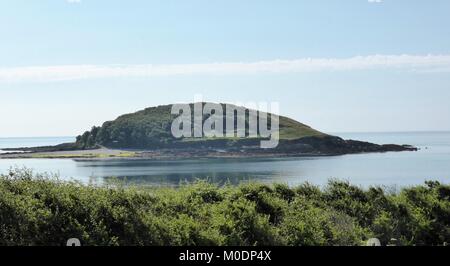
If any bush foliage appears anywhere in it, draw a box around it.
[1,169,449,246]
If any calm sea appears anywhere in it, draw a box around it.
[0,132,449,188]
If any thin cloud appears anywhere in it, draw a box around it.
[66,0,81,4]
[1,54,450,83]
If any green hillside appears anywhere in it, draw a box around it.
[75,103,327,149]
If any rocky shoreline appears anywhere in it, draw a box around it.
[0,136,417,160]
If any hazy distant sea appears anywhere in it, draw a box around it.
[0,136,75,153]
[0,132,449,188]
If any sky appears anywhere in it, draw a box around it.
[1,0,450,137]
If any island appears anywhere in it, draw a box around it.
[0,103,417,159]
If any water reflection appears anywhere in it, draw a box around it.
[1,132,450,188]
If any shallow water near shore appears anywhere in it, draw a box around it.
[0,132,449,188]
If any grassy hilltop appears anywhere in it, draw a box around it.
[0,103,416,158]
[75,103,325,150]
[71,103,415,155]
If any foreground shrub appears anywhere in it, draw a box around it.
[0,169,449,246]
